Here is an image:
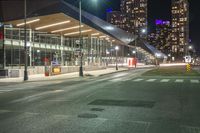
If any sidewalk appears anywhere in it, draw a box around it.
[0,67,128,83]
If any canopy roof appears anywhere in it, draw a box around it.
[0,0,165,58]
[2,0,136,45]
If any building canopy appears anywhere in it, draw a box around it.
[0,0,164,58]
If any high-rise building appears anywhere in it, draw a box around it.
[107,0,147,40]
[155,20,171,54]
[106,11,125,30]
[171,0,189,60]
[148,20,171,55]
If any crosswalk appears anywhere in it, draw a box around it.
[109,78,200,84]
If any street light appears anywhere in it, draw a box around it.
[115,46,119,70]
[141,28,147,34]
[24,0,28,81]
[79,0,97,77]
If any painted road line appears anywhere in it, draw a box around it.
[160,79,170,83]
[181,125,200,133]
[0,90,12,92]
[190,80,199,84]
[122,78,133,81]
[146,79,157,82]
[133,79,144,82]
[175,79,184,83]
[109,78,122,82]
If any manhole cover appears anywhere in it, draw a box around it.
[90,108,105,112]
[78,113,98,119]
[89,99,155,108]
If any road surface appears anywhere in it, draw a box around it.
[0,68,200,133]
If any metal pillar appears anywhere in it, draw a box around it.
[24,0,28,81]
[116,49,118,70]
[61,35,64,66]
[79,0,83,77]
[29,29,32,67]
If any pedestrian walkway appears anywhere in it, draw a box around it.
[0,67,128,83]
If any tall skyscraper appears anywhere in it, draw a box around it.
[155,20,171,55]
[171,0,189,60]
[107,11,125,30]
[107,0,148,40]
[148,20,171,55]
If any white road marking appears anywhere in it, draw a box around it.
[181,125,200,133]
[122,77,133,81]
[175,79,184,83]
[109,78,123,82]
[0,90,12,92]
[133,79,144,82]
[52,90,64,93]
[146,79,156,82]
[113,73,128,78]
[11,90,64,103]
[190,80,199,84]
[160,79,170,83]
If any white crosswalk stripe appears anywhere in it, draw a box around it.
[160,79,170,82]
[133,79,144,82]
[131,78,200,84]
[190,80,199,84]
[146,79,156,82]
[122,79,131,81]
[175,79,184,83]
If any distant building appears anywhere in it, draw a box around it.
[171,0,189,60]
[148,32,157,48]
[106,11,125,30]
[148,20,171,55]
[155,20,171,55]
[107,0,148,40]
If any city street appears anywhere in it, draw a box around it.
[0,68,200,133]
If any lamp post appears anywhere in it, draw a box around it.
[115,46,119,70]
[79,0,97,77]
[79,0,83,77]
[24,0,28,81]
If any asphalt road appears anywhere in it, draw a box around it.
[0,68,200,133]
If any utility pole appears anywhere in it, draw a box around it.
[24,0,28,81]
[79,0,83,77]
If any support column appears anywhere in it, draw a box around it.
[61,35,64,66]
[29,29,32,67]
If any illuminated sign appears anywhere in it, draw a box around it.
[155,19,170,25]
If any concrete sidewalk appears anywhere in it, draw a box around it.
[0,67,128,83]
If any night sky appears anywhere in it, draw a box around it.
[67,0,200,53]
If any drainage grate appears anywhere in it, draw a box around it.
[78,113,98,119]
[90,108,105,112]
[89,99,155,108]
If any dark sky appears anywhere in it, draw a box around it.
[68,0,200,53]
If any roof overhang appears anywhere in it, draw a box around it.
[3,0,136,45]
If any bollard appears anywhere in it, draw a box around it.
[186,63,191,72]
